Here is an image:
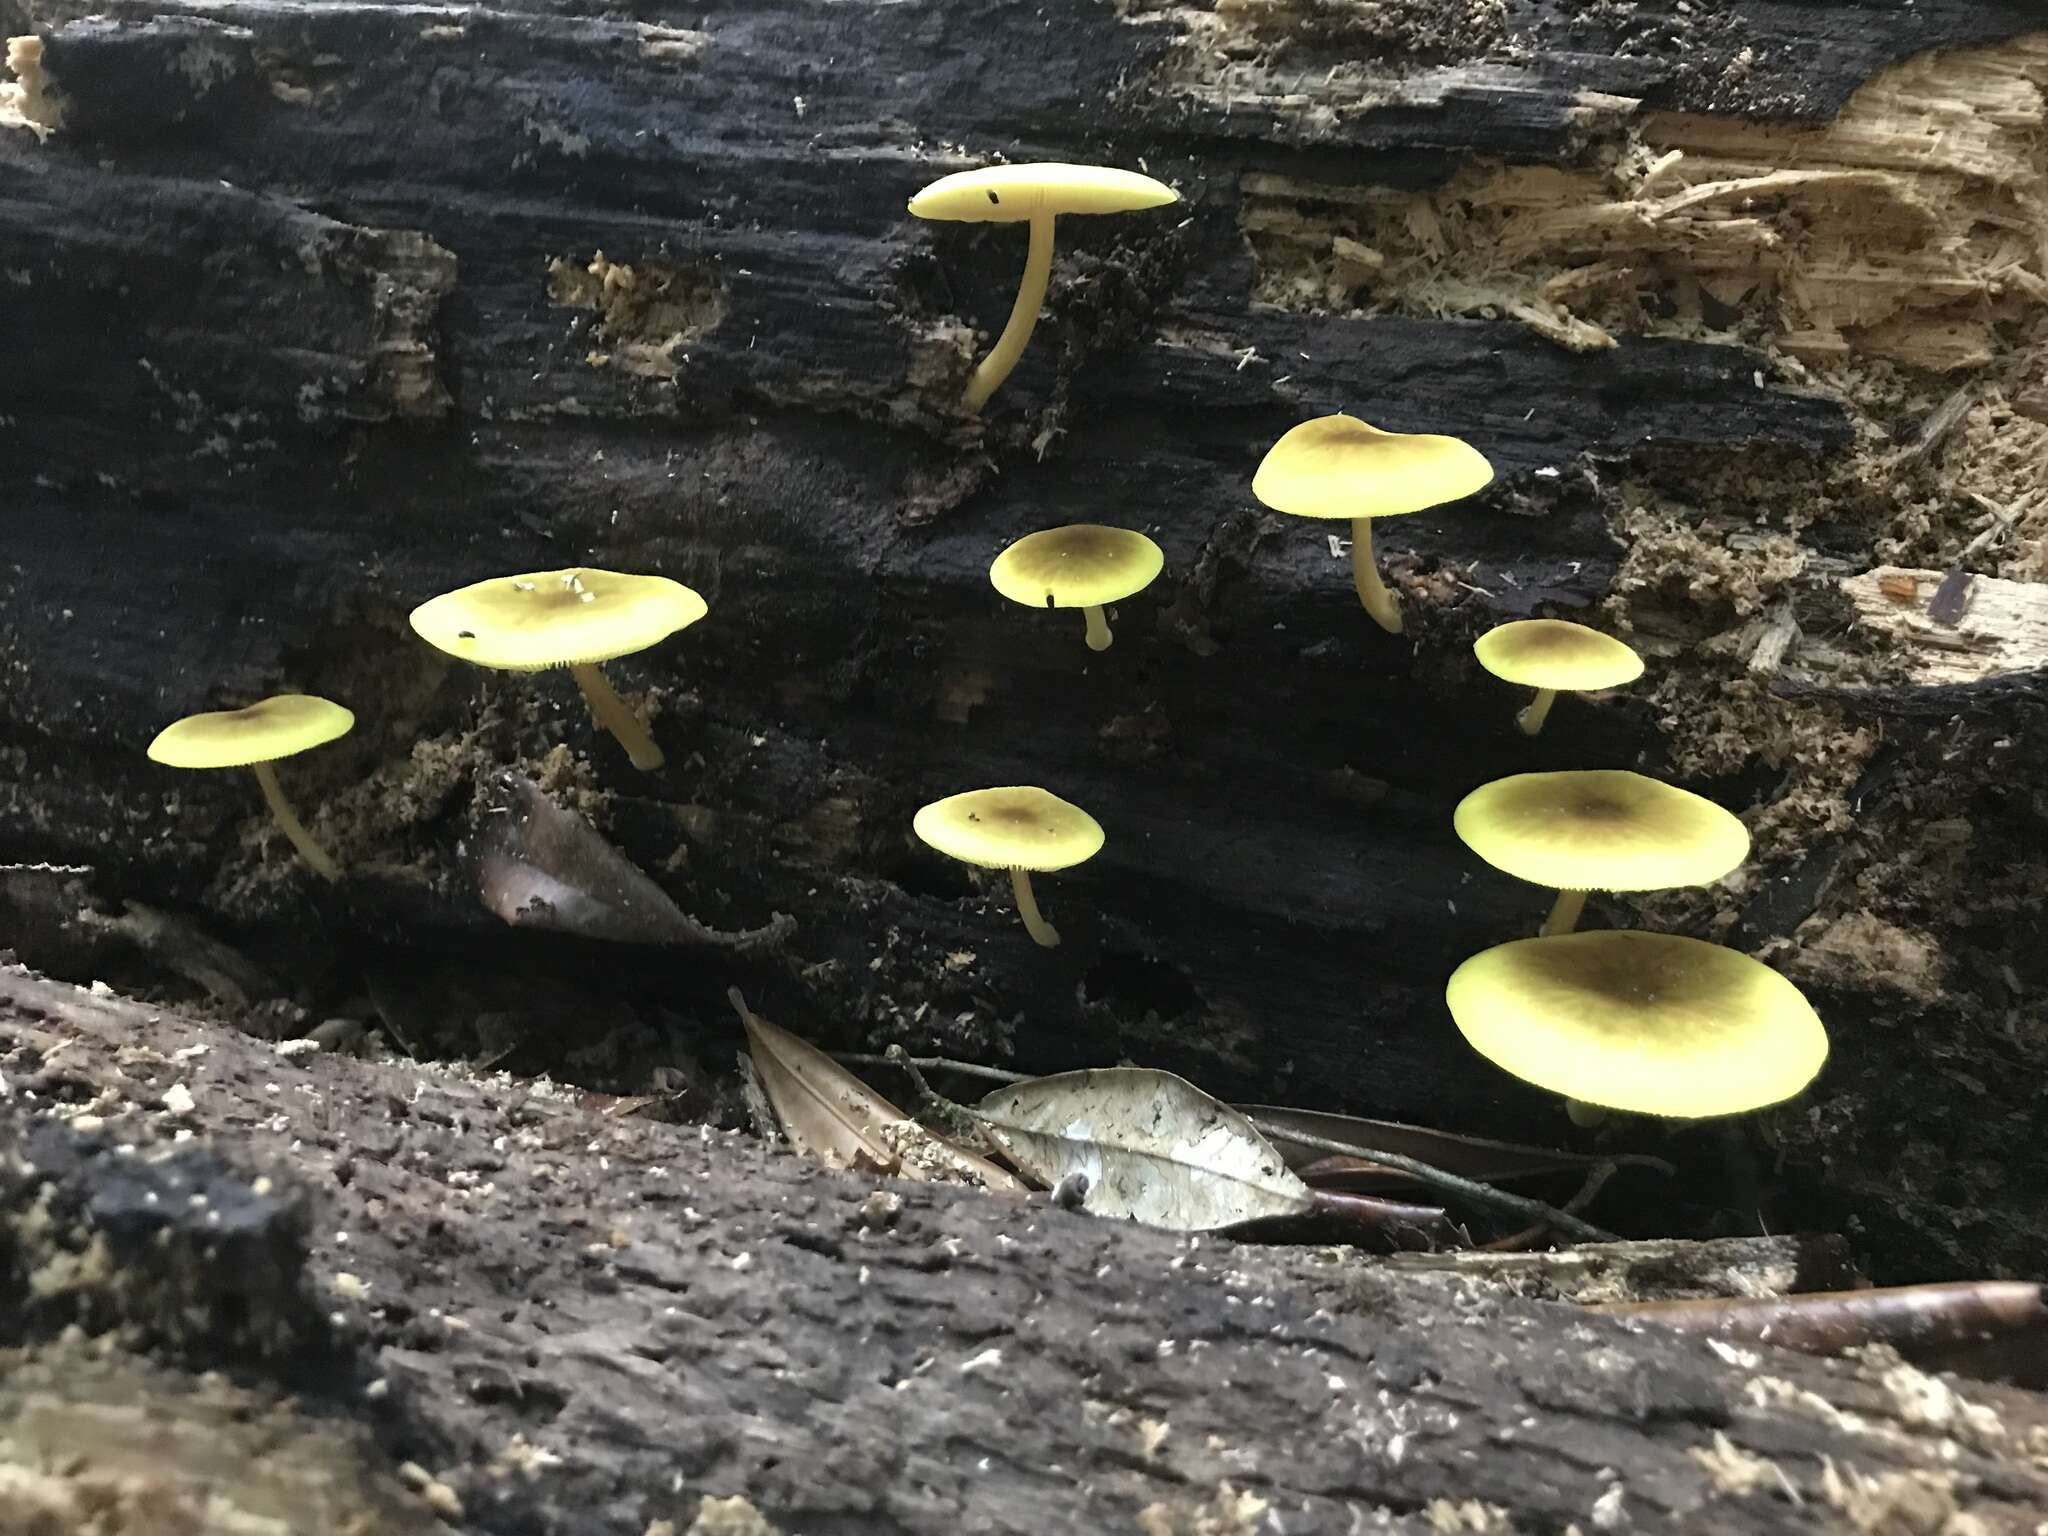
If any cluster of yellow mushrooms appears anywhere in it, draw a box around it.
[144,161,1826,1129]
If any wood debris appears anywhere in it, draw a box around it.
[1238,34,2048,373]
[1840,565,2048,684]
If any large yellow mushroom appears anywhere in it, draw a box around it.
[1446,931,1828,1119]
[913,786,1104,948]
[908,163,1180,413]
[1454,769,1750,937]
[409,568,706,772]
[989,524,1164,652]
[1474,619,1644,736]
[147,694,354,880]
[1253,414,1493,634]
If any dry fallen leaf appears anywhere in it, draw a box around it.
[730,990,1023,1193]
[476,773,791,952]
[975,1068,1313,1232]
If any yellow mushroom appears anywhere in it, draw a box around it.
[908,163,1180,413]
[1446,931,1827,1119]
[1453,769,1750,937]
[912,786,1104,948]
[989,524,1164,652]
[409,568,707,772]
[147,694,354,880]
[1252,413,1493,634]
[1475,619,1644,736]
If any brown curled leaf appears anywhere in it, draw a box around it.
[731,989,1023,1194]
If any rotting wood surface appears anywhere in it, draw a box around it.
[2,0,2047,1291]
[5,965,2048,1536]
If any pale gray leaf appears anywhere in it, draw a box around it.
[975,1068,1312,1231]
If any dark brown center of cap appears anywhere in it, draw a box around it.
[1574,794,1631,822]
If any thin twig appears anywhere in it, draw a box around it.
[1896,383,1974,468]
[1242,1119,1621,1244]
[834,1050,1030,1085]
[1959,490,2026,560]
[884,1050,1004,1149]
[1478,1160,1618,1251]
[1310,1190,1460,1251]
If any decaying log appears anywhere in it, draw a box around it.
[4,0,2048,1293]
[5,965,2048,1536]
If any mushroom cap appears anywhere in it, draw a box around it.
[1474,619,1644,692]
[1454,769,1749,893]
[989,524,1165,611]
[1252,413,1494,522]
[408,568,708,672]
[1446,931,1827,1118]
[147,693,354,770]
[908,163,1179,223]
[913,786,1105,872]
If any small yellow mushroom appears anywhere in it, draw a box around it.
[1474,619,1644,736]
[408,568,706,772]
[989,524,1164,652]
[1446,931,1828,1119]
[1253,413,1493,634]
[1453,769,1750,937]
[147,694,354,880]
[908,163,1180,413]
[912,786,1104,948]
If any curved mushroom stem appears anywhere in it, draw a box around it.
[571,663,664,772]
[1081,604,1113,652]
[1565,1098,1610,1129]
[1350,517,1402,634]
[1517,687,1558,736]
[963,210,1056,414]
[250,760,339,881]
[1009,867,1061,948]
[1541,888,1588,937]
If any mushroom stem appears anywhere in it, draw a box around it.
[250,761,339,881]
[1081,604,1113,652]
[1349,517,1402,633]
[571,663,664,771]
[1541,888,1589,937]
[1517,687,1558,736]
[963,210,1056,414]
[1009,867,1061,948]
